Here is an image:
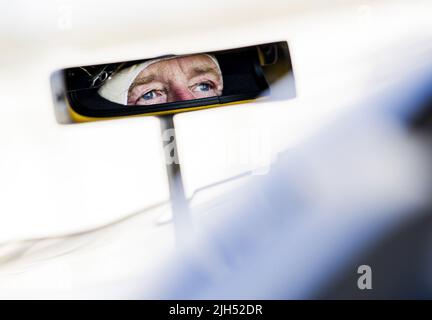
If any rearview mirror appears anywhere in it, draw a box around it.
[51,41,295,123]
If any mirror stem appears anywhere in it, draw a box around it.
[159,115,191,245]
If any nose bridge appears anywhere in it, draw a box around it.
[170,84,194,101]
[166,59,194,102]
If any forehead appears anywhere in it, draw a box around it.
[140,54,217,76]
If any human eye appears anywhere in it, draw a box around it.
[132,89,166,106]
[141,90,158,100]
[192,82,214,92]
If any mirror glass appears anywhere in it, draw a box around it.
[52,41,295,121]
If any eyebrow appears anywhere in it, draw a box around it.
[129,74,156,92]
[190,66,221,79]
[128,65,221,93]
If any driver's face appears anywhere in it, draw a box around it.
[127,54,223,106]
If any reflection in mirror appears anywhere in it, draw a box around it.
[100,54,223,106]
[51,41,295,122]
